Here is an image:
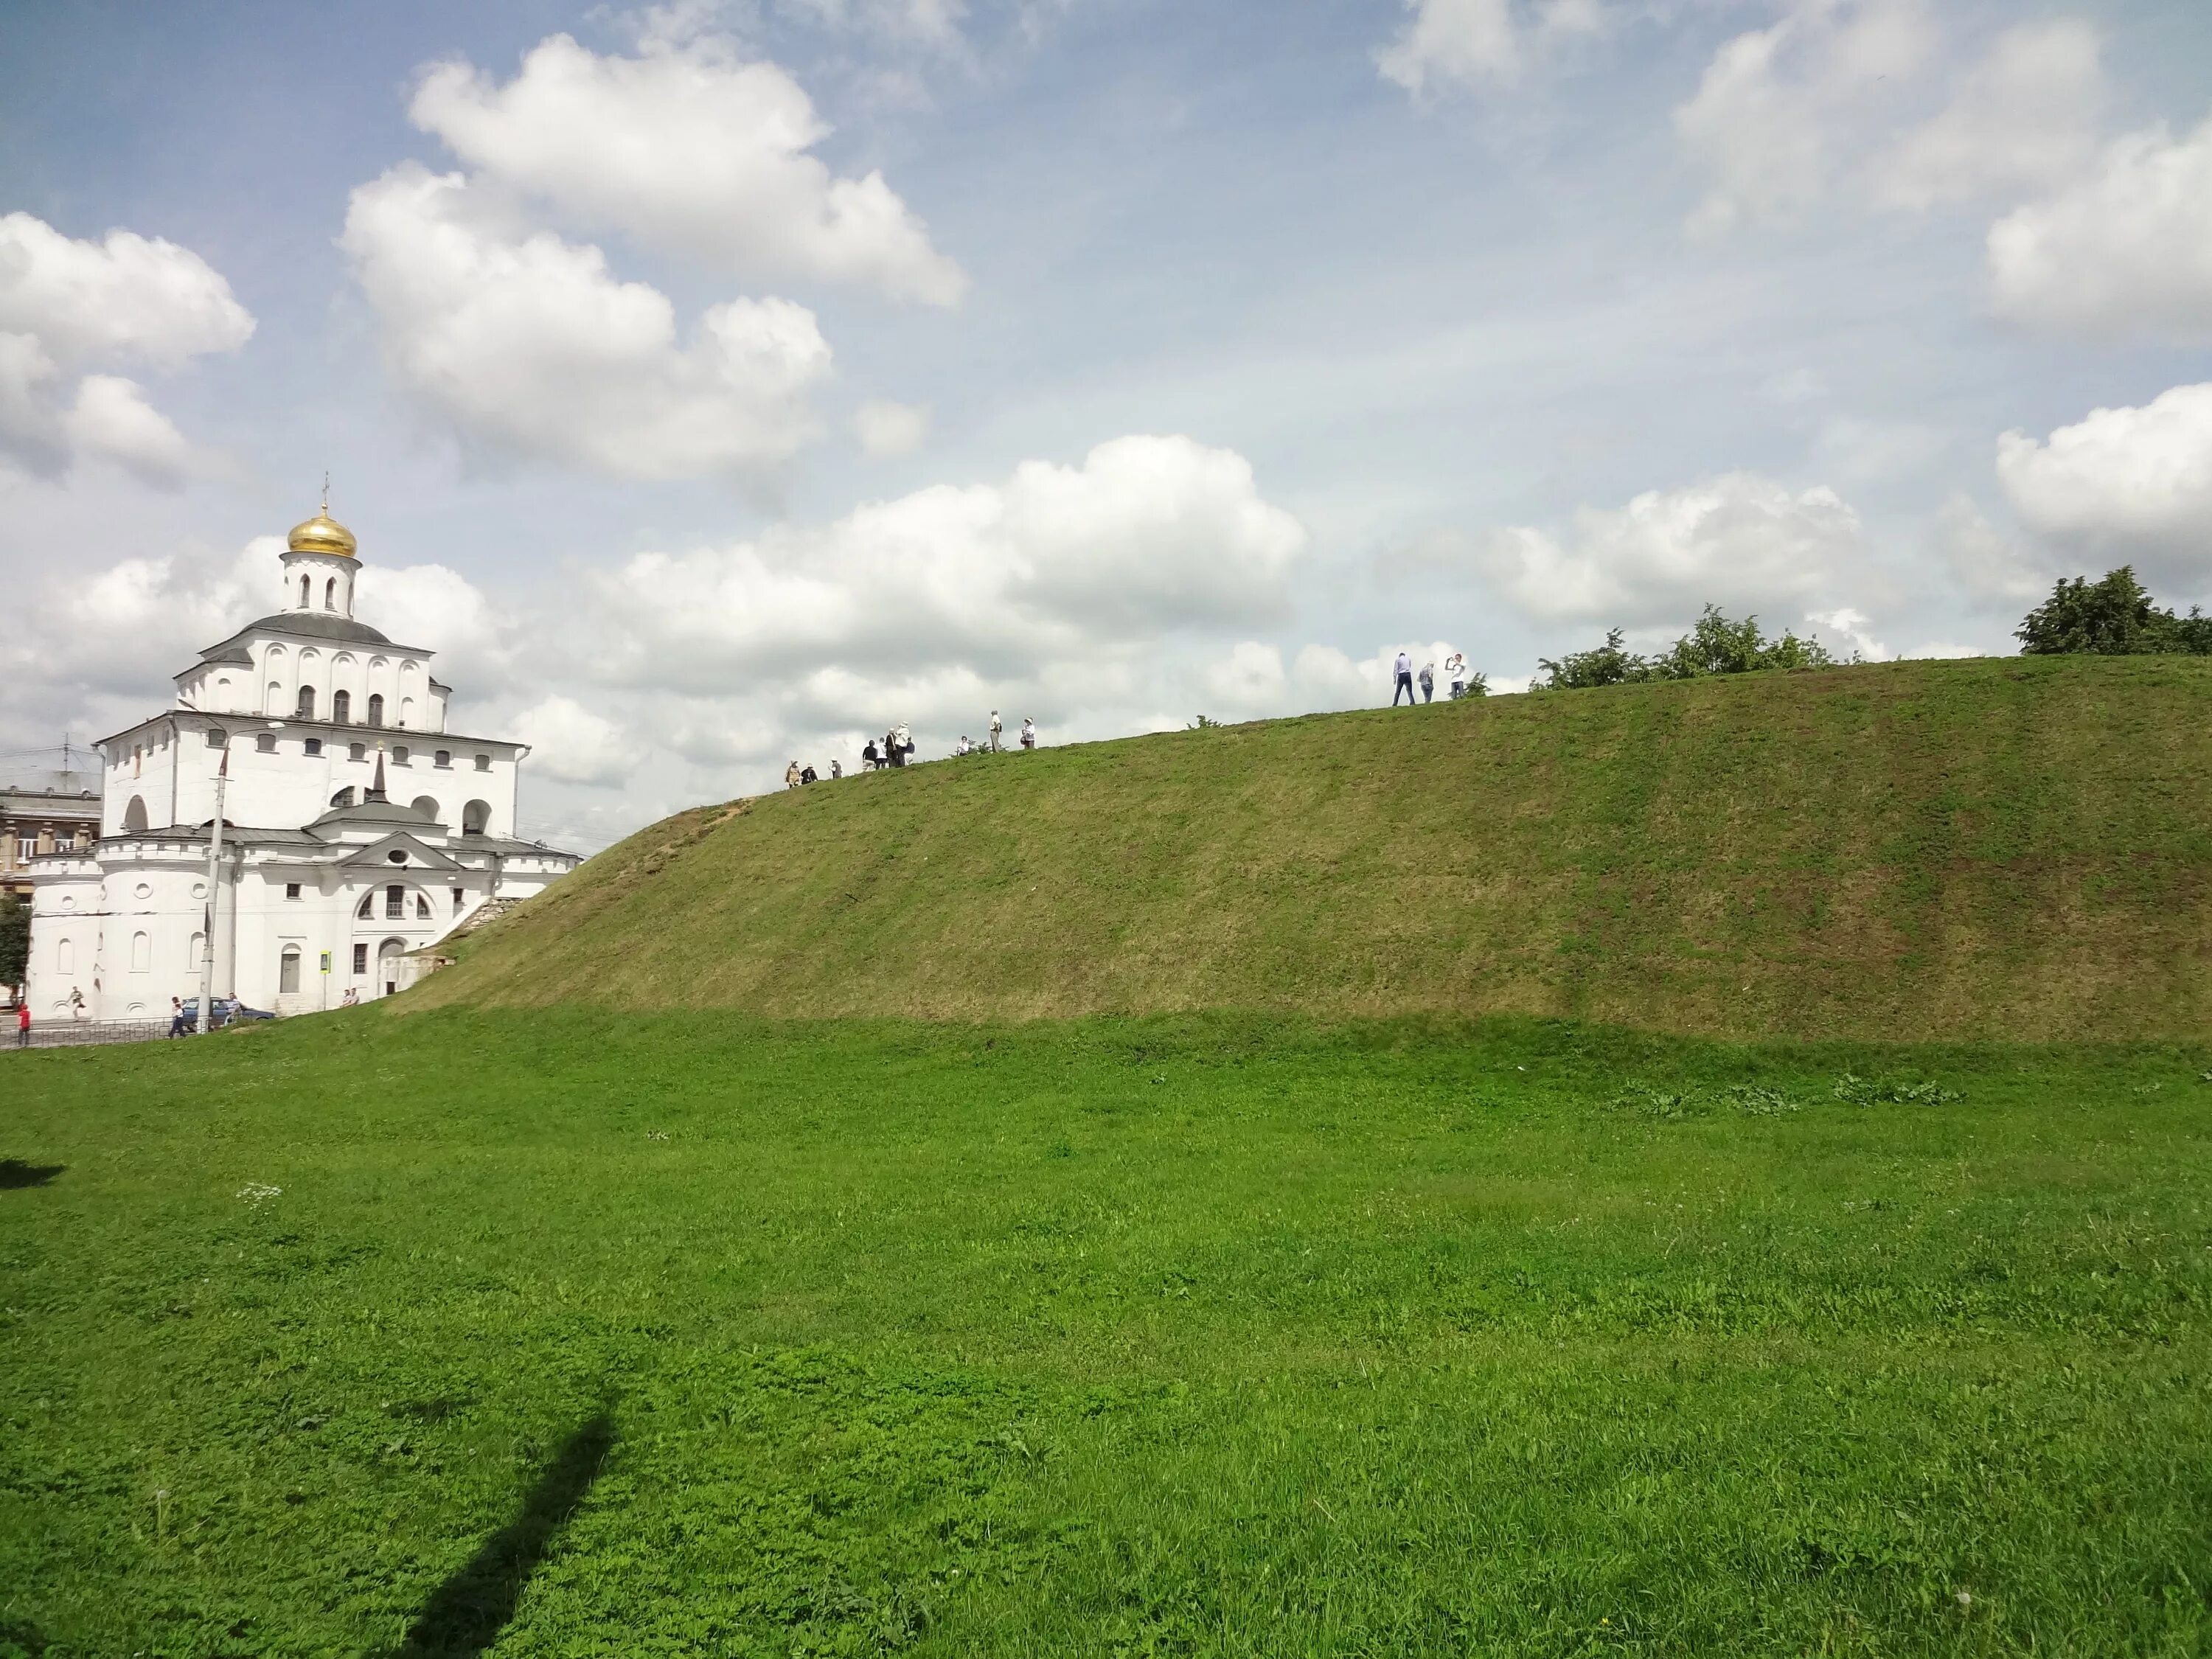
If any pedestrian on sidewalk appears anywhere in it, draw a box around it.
[1392,650,1416,706]
[15,1002,28,1048]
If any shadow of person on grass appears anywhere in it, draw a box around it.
[392,1408,616,1658]
[0,1161,63,1190]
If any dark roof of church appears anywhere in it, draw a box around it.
[195,613,431,658]
[307,798,442,832]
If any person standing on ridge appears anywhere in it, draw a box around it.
[1444,652,1468,700]
[895,723,914,766]
[785,761,801,790]
[1419,661,1436,703]
[1392,650,1416,706]
[830,757,842,780]
[989,710,1004,751]
[1020,717,1037,750]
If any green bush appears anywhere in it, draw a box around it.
[1535,605,1840,691]
[2017,566,2212,656]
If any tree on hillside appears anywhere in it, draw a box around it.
[1534,606,1840,692]
[2016,567,2212,656]
[0,898,27,994]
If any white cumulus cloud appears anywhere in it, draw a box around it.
[1475,472,1868,625]
[409,32,966,305]
[580,433,1307,692]
[1996,385,2212,574]
[341,164,832,479]
[0,212,252,484]
[852,397,929,457]
[1674,0,1936,234]
[1872,18,2104,212]
[513,694,638,787]
[1377,0,1607,94]
[1988,115,2212,341]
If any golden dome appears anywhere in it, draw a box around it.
[287,511,358,558]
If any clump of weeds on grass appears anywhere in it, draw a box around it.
[1832,1073,1964,1107]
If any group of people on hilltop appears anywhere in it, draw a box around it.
[785,711,1037,790]
[1391,650,1473,706]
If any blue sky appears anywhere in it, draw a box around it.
[5,0,2210,849]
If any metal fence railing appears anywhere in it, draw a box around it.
[8,1019,175,1051]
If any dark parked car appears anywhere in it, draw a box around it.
[179,997,275,1032]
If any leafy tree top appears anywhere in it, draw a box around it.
[1535,606,1840,692]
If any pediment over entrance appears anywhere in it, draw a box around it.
[338,831,463,872]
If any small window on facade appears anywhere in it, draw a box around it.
[349,742,366,762]
[356,893,373,919]
[388,849,407,864]
[367,694,385,727]
[332,690,351,724]
[299,574,310,608]
[304,738,322,757]
[285,883,302,901]
[352,942,368,975]
[206,727,227,748]
[296,686,316,720]
[452,886,465,910]
[393,746,410,765]
[279,948,302,993]
[324,577,337,611]
[434,750,451,768]
[415,893,431,919]
[256,734,276,753]
[385,884,404,919]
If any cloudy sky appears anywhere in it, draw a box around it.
[4,0,2209,850]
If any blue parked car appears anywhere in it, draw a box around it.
[178,997,276,1032]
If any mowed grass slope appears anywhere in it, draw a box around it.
[3,1012,2211,1655]
[421,656,2212,1040]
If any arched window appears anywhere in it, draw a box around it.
[216,675,233,709]
[324,577,337,611]
[189,931,206,967]
[414,893,431,919]
[399,696,415,727]
[267,681,284,714]
[122,796,148,832]
[330,787,355,808]
[410,796,439,820]
[299,574,310,608]
[279,947,302,994]
[56,937,73,973]
[296,686,316,720]
[367,694,385,728]
[131,932,150,972]
[332,690,351,724]
[462,799,490,836]
[356,892,373,919]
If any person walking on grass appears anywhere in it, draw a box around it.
[15,1001,28,1048]
[1392,650,1416,706]
[989,710,1004,752]
[1020,717,1036,751]
[167,996,188,1039]
[1419,661,1435,703]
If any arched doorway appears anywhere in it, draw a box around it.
[411,796,439,821]
[462,799,490,835]
[122,796,148,832]
[377,937,407,999]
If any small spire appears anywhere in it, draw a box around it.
[367,748,387,804]
[321,470,330,514]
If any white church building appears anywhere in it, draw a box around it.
[25,506,580,1020]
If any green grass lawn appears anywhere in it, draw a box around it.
[4,1010,2211,1656]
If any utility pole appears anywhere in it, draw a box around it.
[198,745,227,1034]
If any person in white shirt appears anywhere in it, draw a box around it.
[830,757,843,779]
[1444,652,1468,699]
[1020,717,1036,750]
[989,710,1004,751]
[1392,650,1416,706]
[956,736,972,756]
[895,723,914,765]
